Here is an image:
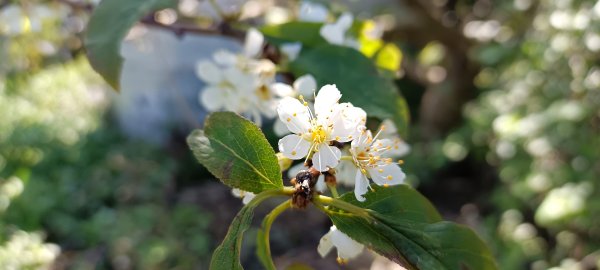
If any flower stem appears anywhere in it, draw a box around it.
[259,200,292,270]
[246,187,295,208]
[313,194,370,219]
[328,185,339,198]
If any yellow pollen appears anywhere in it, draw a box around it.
[286,118,291,122]
[348,135,353,139]
[386,175,393,180]
[378,168,384,173]
[383,184,389,188]
[310,125,327,144]
[291,151,297,155]
[398,160,404,165]
[335,136,340,141]
[255,84,271,100]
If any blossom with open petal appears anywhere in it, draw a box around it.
[319,12,360,49]
[277,85,366,172]
[318,226,364,264]
[349,127,406,201]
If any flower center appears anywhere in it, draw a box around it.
[310,125,328,144]
[255,84,271,100]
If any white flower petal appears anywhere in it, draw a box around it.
[213,50,238,66]
[334,156,355,186]
[200,87,225,111]
[354,169,369,202]
[280,42,303,61]
[294,74,317,97]
[195,60,223,84]
[242,192,256,204]
[278,134,311,160]
[277,97,311,134]
[351,129,372,150]
[315,174,327,193]
[381,119,398,136]
[388,139,411,157]
[225,68,258,93]
[367,163,406,186]
[231,188,243,198]
[244,27,264,58]
[314,84,341,118]
[331,226,364,260]
[270,83,295,97]
[320,22,345,45]
[330,103,366,142]
[336,12,354,30]
[317,229,334,257]
[287,162,306,179]
[298,1,329,22]
[274,119,291,137]
[312,144,341,172]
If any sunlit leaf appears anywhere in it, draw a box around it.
[187,112,283,193]
[84,0,176,91]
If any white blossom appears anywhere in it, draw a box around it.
[231,188,256,205]
[349,127,406,201]
[277,85,366,172]
[319,12,360,49]
[196,28,283,126]
[318,225,364,263]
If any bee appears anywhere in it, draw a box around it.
[290,166,320,208]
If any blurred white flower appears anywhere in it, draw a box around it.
[319,12,360,49]
[318,225,364,264]
[280,42,303,61]
[298,1,329,22]
[277,85,366,171]
[349,127,406,201]
[196,28,284,126]
[231,188,256,205]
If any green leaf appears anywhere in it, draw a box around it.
[84,0,176,91]
[187,112,283,193]
[210,202,257,270]
[327,185,497,270]
[290,45,410,137]
[260,22,326,47]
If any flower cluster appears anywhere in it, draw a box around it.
[277,84,406,202]
[196,28,284,126]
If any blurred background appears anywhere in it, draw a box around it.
[0,0,599,269]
